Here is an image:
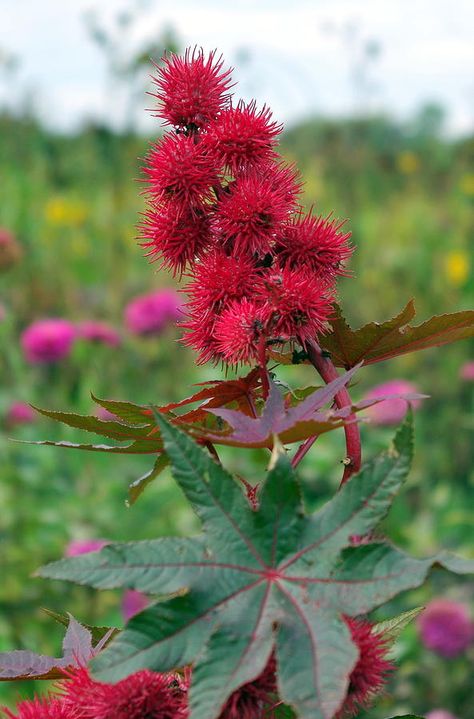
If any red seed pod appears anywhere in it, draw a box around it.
[140,199,213,276]
[151,48,234,130]
[276,212,353,281]
[214,163,301,257]
[185,249,262,316]
[258,265,334,345]
[213,298,269,365]
[144,133,219,207]
[204,100,282,174]
[337,617,394,718]
[61,667,188,719]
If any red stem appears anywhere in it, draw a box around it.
[304,339,361,486]
[291,434,319,468]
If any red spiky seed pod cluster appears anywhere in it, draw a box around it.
[140,47,354,365]
[337,617,395,718]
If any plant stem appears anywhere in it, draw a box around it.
[304,339,361,485]
[291,434,319,467]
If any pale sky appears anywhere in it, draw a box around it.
[0,0,473,134]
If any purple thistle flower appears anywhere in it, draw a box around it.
[122,590,149,621]
[5,402,36,427]
[77,321,121,347]
[21,319,76,364]
[418,598,473,658]
[124,289,182,336]
[364,379,422,426]
[459,361,474,381]
[65,539,108,557]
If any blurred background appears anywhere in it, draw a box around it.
[0,0,473,716]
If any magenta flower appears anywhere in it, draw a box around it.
[124,289,182,336]
[5,402,36,427]
[418,598,473,658]
[21,319,76,364]
[364,379,422,425]
[122,590,149,621]
[426,711,459,719]
[459,361,474,381]
[65,539,108,557]
[77,321,121,347]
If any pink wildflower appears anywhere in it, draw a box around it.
[426,711,459,719]
[77,321,121,347]
[122,589,150,621]
[125,290,182,336]
[64,539,108,557]
[418,599,473,658]
[364,380,421,425]
[21,319,76,364]
[5,402,36,427]
[459,361,474,381]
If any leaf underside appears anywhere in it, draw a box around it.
[0,615,95,681]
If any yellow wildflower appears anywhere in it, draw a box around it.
[44,197,88,226]
[397,151,419,175]
[444,250,470,286]
[459,173,474,197]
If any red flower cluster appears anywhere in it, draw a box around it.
[140,48,353,366]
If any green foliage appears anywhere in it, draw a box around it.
[1,108,473,715]
[37,415,473,718]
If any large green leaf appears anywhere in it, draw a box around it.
[272,301,474,368]
[38,415,473,719]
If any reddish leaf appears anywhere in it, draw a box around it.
[271,301,474,368]
[0,615,94,681]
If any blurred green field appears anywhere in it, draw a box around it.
[0,107,473,716]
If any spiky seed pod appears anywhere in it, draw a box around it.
[337,617,394,718]
[185,249,262,316]
[144,133,219,207]
[214,163,301,257]
[140,200,212,276]
[276,212,353,280]
[61,667,188,719]
[213,298,269,365]
[204,101,282,174]
[257,265,334,344]
[151,48,234,130]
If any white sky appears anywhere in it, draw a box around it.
[0,0,473,134]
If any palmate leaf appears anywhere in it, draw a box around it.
[203,365,424,448]
[272,301,474,368]
[39,415,474,719]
